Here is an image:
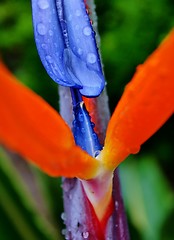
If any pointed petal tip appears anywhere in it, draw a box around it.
[101,29,174,169]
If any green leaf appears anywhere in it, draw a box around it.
[0,147,63,240]
[119,155,174,240]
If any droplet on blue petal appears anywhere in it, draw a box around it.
[61,212,66,221]
[92,133,97,139]
[67,14,72,21]
[94,150,101,158]
[81,127,85,133]
[37,0,49,9]
[48,30,53,36]
[45,55,53,63]
[41,43,47,49]
[77,48,83,55]
[75,9,81,17]
[61,229,67,236]
[87,53,97,64]
[83,26,92,36]
[78,113,84,122]
[37,23,47,35]
[75,25,80,30]
[82,231,89,239]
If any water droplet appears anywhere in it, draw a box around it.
[45,55,53,63]
[41,43,47,49]
[75,9,81,17]
[61,228,67,236]
[83,26,92,36]
[87,53,97,64]
[75,24,80,30]
[48,30,53,36]
[92,133,97,139]
[69,194,72,200]
[61,212,66,221]
[82,231,89,239]
[67,14,72,21]
[37,0,49,9]
[37,23,47,35]
[78,113,84,122]
[77,48,83,55]
[115,201,119,210]
[81,127,85,133]
[94,150,100,158]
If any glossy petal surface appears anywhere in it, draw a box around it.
[31,0,105,97]
[0,62,100,179]
[101,30,174,169]
[72,97,102,157]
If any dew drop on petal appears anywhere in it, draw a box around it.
[115,201,119,210]
[83,26,92,36]
[94,150,101,158]
[41,43,47,49]
[75,9,81,17]
[37,0,49,9]
[82,231,89,239]
[61,212,66,221]
[45,55,53,63]
[61,228,67,236]
[77,48,83,55]
[92,133,97,139]
[81,127,85,133]
[87,53,97,64]
[48,30,53,36]
[75,24,80,30]
[67,14,72,21]
[37,23,47,35]
[78,113,84,122]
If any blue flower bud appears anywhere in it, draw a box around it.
[31,0,105,97]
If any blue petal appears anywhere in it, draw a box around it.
[32,0,81,87]
[62,0,105,96]
[71,89,102,157]
[32,0,105,97]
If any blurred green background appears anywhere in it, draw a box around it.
[0,0,173,239]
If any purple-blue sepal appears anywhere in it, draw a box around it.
[31,0,105,97]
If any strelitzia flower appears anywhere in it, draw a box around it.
[0,0,174,239]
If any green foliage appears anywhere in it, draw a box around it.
[0,0,173,239]
[0,148,63,240]
[120,156,174,240]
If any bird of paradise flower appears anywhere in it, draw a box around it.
[0,0,174,239]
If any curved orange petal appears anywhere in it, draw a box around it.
[0,62,99,179]
[101,30,174,169]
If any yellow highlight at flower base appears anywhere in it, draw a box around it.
[0,62,100,180]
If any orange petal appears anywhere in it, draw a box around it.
[101,30,174,169]
[0,61,99,179]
